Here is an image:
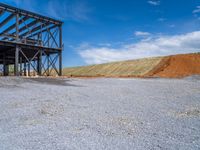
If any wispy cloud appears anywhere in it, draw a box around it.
[158,18,167,22]
[2,0,36,12]
[193,6,200,14]
[192,6,200,20]
[169,24,175,28]
[78,31,200,64]
[47,1,91,21]
[2,0,91,22]
[148,0,160,6]
[98,43,112,47]
[135,31,151,36]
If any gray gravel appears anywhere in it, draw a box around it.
[0,77,200,150]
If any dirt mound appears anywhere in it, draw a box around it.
[145,53,200,78]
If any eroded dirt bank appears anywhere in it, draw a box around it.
[146,53,200,78]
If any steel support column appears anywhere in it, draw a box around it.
[19,56,22,75]
[15,46,19,76]
[24,62,26,76]
[59,25,62,76]
[37,50,42,76]
[16,12,19,41]
[14,9,20,76]
[47,54,50,76]
[3,53,8,76]
[59,51,62,76]
[28,62,30,76]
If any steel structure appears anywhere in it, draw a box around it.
[0,3,63,76]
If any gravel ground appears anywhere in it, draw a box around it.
[0,77,200,150]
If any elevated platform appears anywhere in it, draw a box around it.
[0,3,63,76]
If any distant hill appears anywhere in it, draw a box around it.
[62,53,200,78]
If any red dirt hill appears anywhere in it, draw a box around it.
[146,53,200,78]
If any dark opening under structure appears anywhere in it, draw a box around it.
[0,3,63,76]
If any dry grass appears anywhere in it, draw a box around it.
[63,57,163,77]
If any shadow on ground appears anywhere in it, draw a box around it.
[28,77,79,87]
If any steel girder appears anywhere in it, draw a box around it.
[0,3,63,76]
[0,2,62,50]
[14,48,61,76]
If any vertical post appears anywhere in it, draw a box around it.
[3,53,5,76]
[4,65,9,76]
[33,60,35,76]
[3,53,8,76]
[15,46,19,76]
[37,50,42,76]
[24,62,27,76]
[28,62,30,76]
[59,51,62,76]
[37,34,40,46]
[48,32,50,47]
[38,33,42,46]
[47,54,50,76]
[15,11,19,76]
[37,53,39,75]
[59,25,62,76]
[20,57,22,76]
[16,12,19,42]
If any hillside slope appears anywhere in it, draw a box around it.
[63,57,163,77]
[63,53,200,78]
[146,53,200,78]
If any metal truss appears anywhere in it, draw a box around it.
[16,48,61,76]
[0,3,63,76]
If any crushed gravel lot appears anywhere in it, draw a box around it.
[0,77,200,150]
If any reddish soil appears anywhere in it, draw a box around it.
[146,53,200,78]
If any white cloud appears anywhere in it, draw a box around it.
[47,1,91,21]
[98,43,112,47]
[2,0,36,12]
[169,24,175,28]
[2,0,91,22]
[193,6,200,14]
[193,6,200,20]
[148,0,160,6]
[135,31,151,36]
[158,18,167,22]
[78,31,200,64]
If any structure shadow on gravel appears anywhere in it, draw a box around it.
[28,78,81,87]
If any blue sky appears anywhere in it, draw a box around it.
[2,0,200,67]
